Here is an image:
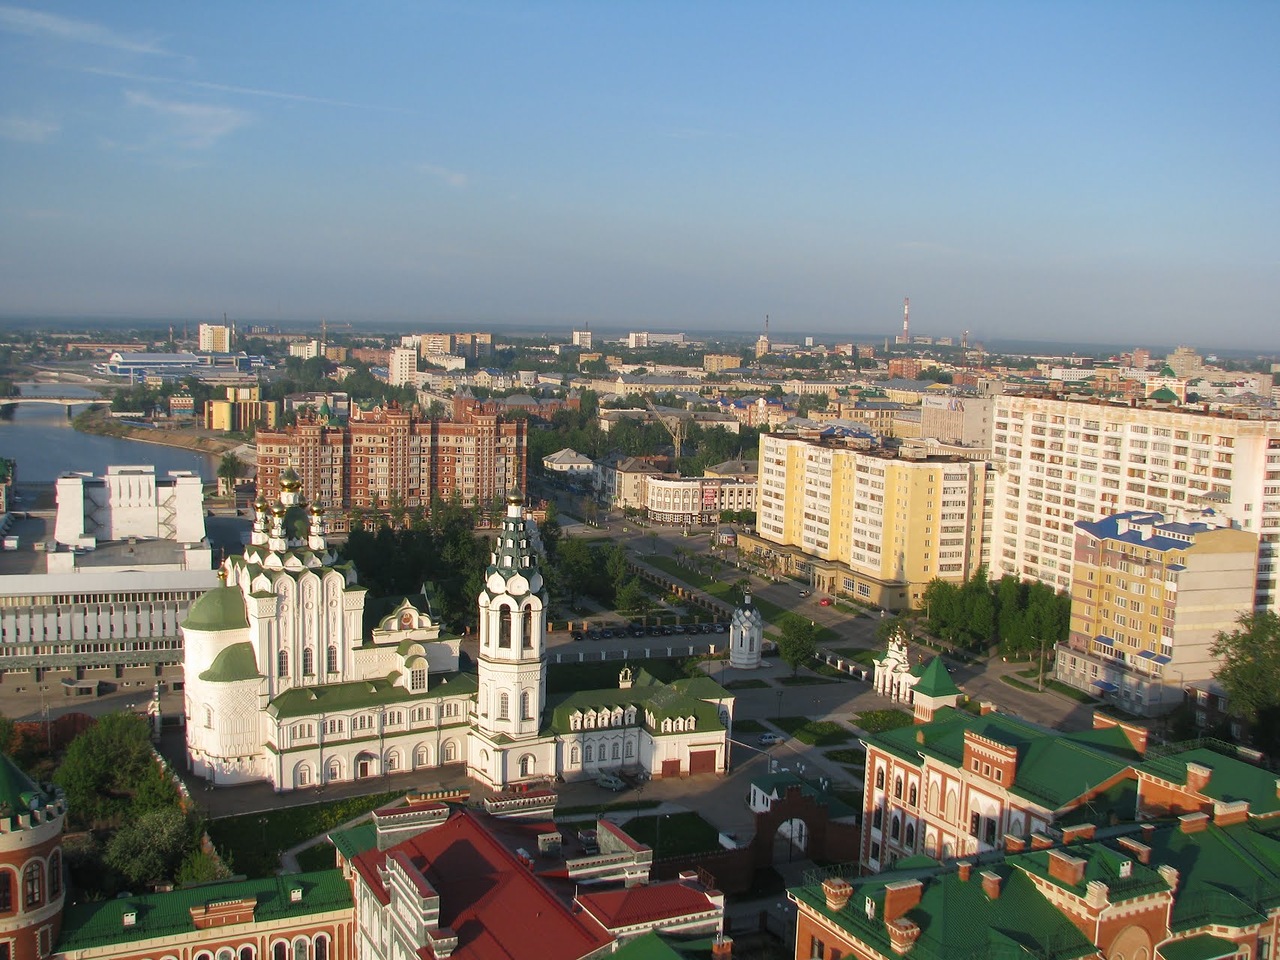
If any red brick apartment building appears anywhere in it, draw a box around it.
[255,402,526,515]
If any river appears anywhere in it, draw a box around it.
[0,384,218,483]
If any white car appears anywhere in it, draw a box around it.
[596,773,627,791]
[758,733,784,746]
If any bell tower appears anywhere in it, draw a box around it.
[474,491,548,742]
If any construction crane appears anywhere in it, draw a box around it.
[646,399,688,461]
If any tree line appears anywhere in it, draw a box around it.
[920,568,1071,657]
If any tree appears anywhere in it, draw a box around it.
[777,614,818,677]
[1211,611,1280,752]
[55,711,168,827]
[216,453,246,496]
[615,579,648,617]
[555,538,595,605]
[104,807,194,886]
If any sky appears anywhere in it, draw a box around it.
[0,2,1277,349]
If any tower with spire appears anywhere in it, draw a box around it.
[469,490,556,787]
[729,590,764,669]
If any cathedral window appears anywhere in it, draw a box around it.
[415,745,430,767]
[584,744,594,762]
[410,669,426,692]
[0,868,11,912]
[521,608,533,648]
[625,741,635,758]
[875,768,885,790]
[570,746,580,764]
[386,710,402,726]
[203,706,213,729]
[443,741,457,762]
[314,937,328,960]
[498,693,510,720]
[326,645,338,674]
[277,649,288,677]
[905,823,916,849]
[520,691,532,720]
[498,608,512,648]
[909,784,918,807]
[895,778,903,800]
[302,648,314,676]
[611,743,620,760]
[241,947,256,960]
[274,943,287,960]
[293,938,309,960]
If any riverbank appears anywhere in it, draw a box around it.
[72,411,245,458]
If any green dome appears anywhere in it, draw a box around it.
[1150,387,1179,403]
[183,585,249,632]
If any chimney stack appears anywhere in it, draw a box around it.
[1179,812,1210,834]
[710,934,733,958]
[1117,837,1152,865]
[957,861,972,882]
[1047,850,1088,887]
[1185,762,1213,793]
[822,877,853,912]
[883,879,923,922]
[980,871,1002,899]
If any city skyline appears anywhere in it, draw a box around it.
[1,2,1277,348]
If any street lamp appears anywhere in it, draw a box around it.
[1036,636,1047,692]
[775,689,783,721]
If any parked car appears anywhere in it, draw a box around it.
[571,632,584,642]
[799,590,811,598]
[673,624,686,634]
[596,773,627,792]
[713,622,726,633]
[819,597,833,606]
[758,733,784,746]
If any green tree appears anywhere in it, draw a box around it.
[777,614,818,677]
[216,453,245,495]
[555,538,595,605]
[104,807,194,886]
[1211,611,1280,753]
[55,711,165,827]
[615,579,648,616]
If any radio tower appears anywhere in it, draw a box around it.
[897,297,910,344]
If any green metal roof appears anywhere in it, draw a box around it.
[750,771,857,819]
[548,678,726,736]
[182,585,248,632]
[198,642,263,683]
[57,869,352,952]
[1157,934,1241,960]
[608,933,726,960]
[1140,746,1280,816]
[792,863,1097,960]
[865,707,1137,811]
[268,671,478,720]
[1144,821,1280,932]
[329,821,378,861]
[912,657,960,698]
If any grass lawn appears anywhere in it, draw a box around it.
[1000,675,1039,693]
[295,843,339,872]
[779,674,839,686]
[724,678,770,690]
[828,647,881,665]
[773,716,852,746]
[825,747,866,764]
[547,657,688,694]
[732,718,767,733]
[854,709,914,734]
[1046,679,1098,703]
[556,798,663,817]
[809,662,851,681]
[622,811,721,858]
[208,791,403,878]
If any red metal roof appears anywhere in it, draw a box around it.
[576,883,717,931]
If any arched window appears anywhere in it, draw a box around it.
[909,784,918,807]
[520,690,532,720]
[522,608,533,649]
[296,764,312,788]
[23,861,43,908]
[498,693,510,720]
[498,607,512,648]
[241,947,256,960]
[872,806,883,830]
[443,740,457,762]
[302,647,315,676]
[415,745,430,768]
[385,751,400,772]
[904,823,916,849]
[928,781,940,814]
[0,868,13,912]
[327,757,341,782]
[326,645,338,674]
[293,939,309,960]
[894,778,903,800]
[218,948,235,960]
[570,746,580,764]
[195,952,212,960]
[890,815,901,841]
[519,755,534,777]
[48,851,61,898]
[875,768,885,790]
[203,705,213,729]
[277,648,288,677]
[625,741,635,758]
[611,743,620,760]
[314,937,328,960]
[274,943,288,960]
[584,744,594,763]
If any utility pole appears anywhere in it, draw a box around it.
[1037,637,1046,692]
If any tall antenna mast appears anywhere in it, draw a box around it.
[901,297,910,343]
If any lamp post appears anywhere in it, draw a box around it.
[1037,636,1047,692]
[775,689,783,721]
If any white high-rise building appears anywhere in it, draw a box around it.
[388,346,419,388]
[990,394,1280,609]
[198,323,231,352]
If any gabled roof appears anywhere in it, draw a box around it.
[267,671,477,719]
[1140,746,1280,816]
[865,708,1137,811]
[350,810,613,960]
[577,883,717,931]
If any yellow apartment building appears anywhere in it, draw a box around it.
[745,431,993,611]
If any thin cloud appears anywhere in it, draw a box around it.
[125,90,248,149]
[419,164,470,188]
[0,4,170,56]
[0,115,58,143]
[83,67,410,114]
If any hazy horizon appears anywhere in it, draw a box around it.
[2,3,1277,349]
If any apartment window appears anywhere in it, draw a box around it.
[808,937,826,959]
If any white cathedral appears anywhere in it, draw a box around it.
[182,472,734,792]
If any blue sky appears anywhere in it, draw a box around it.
[1,2,1277,349]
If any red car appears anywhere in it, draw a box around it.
[819,597,833,606]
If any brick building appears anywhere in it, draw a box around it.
[254,402,527,515]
